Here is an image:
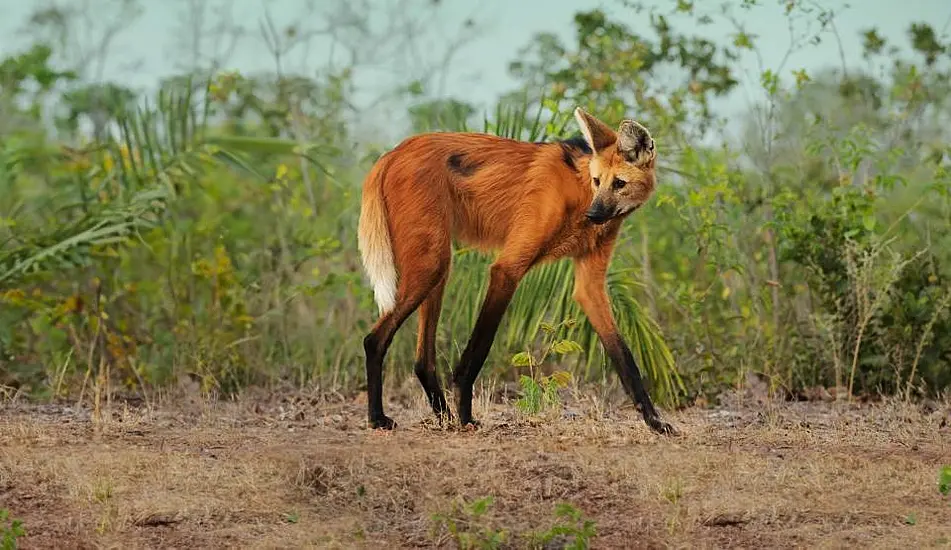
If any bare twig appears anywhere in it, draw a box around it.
[170,0,244,74]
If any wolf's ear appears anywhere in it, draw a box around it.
[616,119,655,166]
[574,107,617,152]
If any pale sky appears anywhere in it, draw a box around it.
[1,0,949,141]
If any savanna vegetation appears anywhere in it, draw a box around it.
[2,1,951,547]
[1,0,950,415]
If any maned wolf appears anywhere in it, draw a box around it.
[357,107,675,436]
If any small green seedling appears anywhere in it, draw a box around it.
[1,509,25,550]
[939,465,951,500]
[510,319,583,415]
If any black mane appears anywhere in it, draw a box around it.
[544,133,592,170]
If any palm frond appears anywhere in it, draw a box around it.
[0,77,336,289]
[0,186,169,286]
[0,84,209,287]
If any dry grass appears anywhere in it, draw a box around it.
[1,382,950,549]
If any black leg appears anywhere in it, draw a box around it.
[364,330,396,429]
[600,334,677,435]
[416,360,451,420]
[572,252,677,436]
[451,263,522,427]
[415,276,452,423]
[363,300,421,430]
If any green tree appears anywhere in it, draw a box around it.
[506,7,740,141]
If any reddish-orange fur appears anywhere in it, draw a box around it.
[383,133,604,260]
[357,107,676,435]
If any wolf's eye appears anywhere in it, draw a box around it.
[593,177,601,187]
[612,177,627,190]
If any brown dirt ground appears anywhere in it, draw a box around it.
[1,382,950,550]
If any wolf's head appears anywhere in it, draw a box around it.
[573,107,657,225]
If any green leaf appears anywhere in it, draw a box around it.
[407,80,424,96]
[548,370,573,388]
[511,351,534,367]
[792,68,811,89]
[551,339,584,355]
[554,502,580,521]
[760,69,779,96]
[939,465,951,496]
[732,31,754,50]
[468,496,493,517]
